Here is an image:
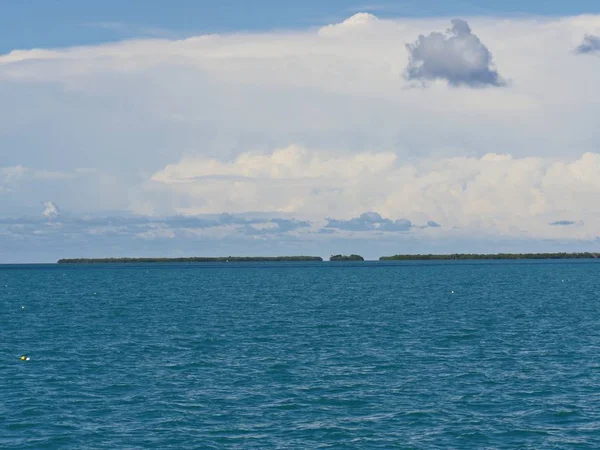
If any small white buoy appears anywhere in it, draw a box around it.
[451,291,455,294]
[21,306,25,310]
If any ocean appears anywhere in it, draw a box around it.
[2,260,600,448]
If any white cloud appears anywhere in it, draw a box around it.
[0,165,124,217]
[318,12,380,36]
[1,166,76,184]
[144,145,600,239]
[0,166,75,199]
[42,201,60,219]
[0,166,27,184]
[135,227,176,240]
[150,144,396,182]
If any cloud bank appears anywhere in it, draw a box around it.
[2,13,600,260]
[141,146,600,240]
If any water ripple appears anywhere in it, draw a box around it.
[2,261,600,448]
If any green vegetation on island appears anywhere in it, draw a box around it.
[379,252,599,261]
[57,256,323,264]
[329,254,365,261]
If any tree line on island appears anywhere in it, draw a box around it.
[329,254,365,261]
[57,256,324,264]
[379,252,599,261]
[58,255,367,263]
[57,252,599,264]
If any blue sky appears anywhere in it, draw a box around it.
[2,0,600,52]
[2,2,600,262]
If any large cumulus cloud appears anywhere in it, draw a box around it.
[143,146,600,240]
[405,19,505,87]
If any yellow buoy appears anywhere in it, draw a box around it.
[21,356,26,361]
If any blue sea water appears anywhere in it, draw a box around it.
[2,260,600,449]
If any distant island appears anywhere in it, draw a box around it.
[57,253,600,264]
[329,254,365,261]
[380,252,599,261]
[57,256,323,264]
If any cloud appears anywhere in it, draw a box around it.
[251,218,311,234]
[0,213,314,244]
[576,35,600,54]
[2,14,600,261]
[135,226,176,240]
[0,165,125,217]
[143,145,399,217]
[405,19,505,87]
[318,13,380,36]
[337,12,379,26]
[42,201,60,219]
[150,145,396,182]
[325,212,414,232]
[142,146,600,240]
[1,166,73,191]
[549,220,582,226]
[2,15,600,176]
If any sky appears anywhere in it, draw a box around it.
[3,0,600,50]
[2,1,600,262]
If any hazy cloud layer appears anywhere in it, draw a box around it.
[405,19,505,87]
[0,213,315,246]
[576,35,600,54]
